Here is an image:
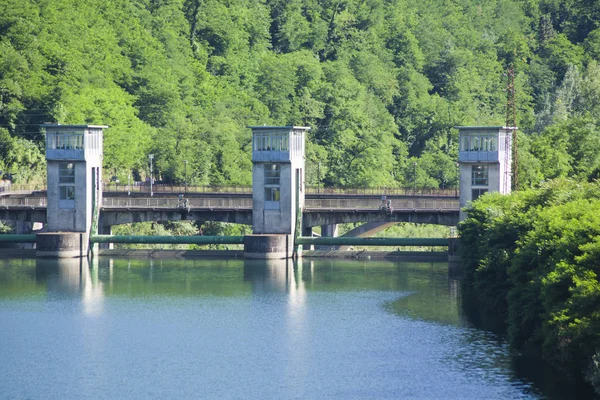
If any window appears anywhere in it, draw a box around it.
[460,133,498,152]
[470,136,480,151]
[47,132,85,151]
[264,164,280,185]
[59,163,75,208]
[253,132,289,152]
[472,188,488,201]
[265,187,280,201]
[471,165,488,186]
[60,186,75,201]
[59,163,75,183]
[264,163,280,209]
[460,135,469,152]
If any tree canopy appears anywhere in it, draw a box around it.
[1,0,599,187]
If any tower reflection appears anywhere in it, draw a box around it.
[35,257,104,314]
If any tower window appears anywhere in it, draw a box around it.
[471,165,488,186]
[472,188,488,201]
[264,164,280,209]
[58,163,75,208]
[460,133,497,152]
[264,164,281,184]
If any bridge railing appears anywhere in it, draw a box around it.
[306,186,458,197]
[101,197,253,209]
[305,198,458,210]
[102,183,254,194]
[0,196,457,210]
[3,183,459,198]
[0,183,46,193]
[102,184,458,197]
[0,197,47,207]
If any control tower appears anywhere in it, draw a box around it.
[37,124,107,257]
[245,125,310,258]
[457,126,515,220]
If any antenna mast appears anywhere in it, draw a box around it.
[505,64,517,190]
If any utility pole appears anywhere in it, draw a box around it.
[318,161,321,194]
[412,161,417,194]
[184,160,188,194]
[149,154,154,197]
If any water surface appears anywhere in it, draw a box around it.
[0,257,547,399]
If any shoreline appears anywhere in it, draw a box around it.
[0,248,449,262]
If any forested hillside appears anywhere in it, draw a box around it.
[1,0,599,187]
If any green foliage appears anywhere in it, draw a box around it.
[0,128,45,183]
[0,221,12,234]
[0,0,599,191]
[111,221,250,250]
[459,179,600,394]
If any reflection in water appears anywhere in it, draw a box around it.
[35,257,104,315]
[243,258,292,293]
[0,257,587,399]
[243,258,310,384]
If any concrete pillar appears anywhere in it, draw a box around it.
[302,226,313,237]
[39,124,107,257]
[36,232,89,258]
[243,235,294,259]
[318,224,338,251]
[320,224,338,238]
[448,237,460,262]
[13,221,35,249]
[246,125,310,259]
[98,224,113,250]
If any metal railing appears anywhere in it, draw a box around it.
[101,197,253,209]
[0,197,47,207]
[1,183,45,192]
[305,198,458,210]
[102,184,254,194]
[306,186,458,197]
[0,196,458,211]
[2,183,459,198]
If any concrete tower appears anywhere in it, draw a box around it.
[37,124,106,257]
[245,126,310,258]
[457,126,514,220]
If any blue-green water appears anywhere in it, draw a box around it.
[0,257,573,399]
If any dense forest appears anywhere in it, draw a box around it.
[1,0,600,188]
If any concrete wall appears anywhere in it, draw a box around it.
[46,154,102,233]
[252,160,304,235]
[459,162,503,220]
[47,161,86,232]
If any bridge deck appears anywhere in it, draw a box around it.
[1,190,460,227]
[1,191,458,210]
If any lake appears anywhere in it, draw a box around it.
[0,256,579,399]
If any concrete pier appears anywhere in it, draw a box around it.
[243,234,294,259]
[36,232,89,258]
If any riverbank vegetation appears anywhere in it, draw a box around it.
[459,178,600,394]
[111,221,250,249]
